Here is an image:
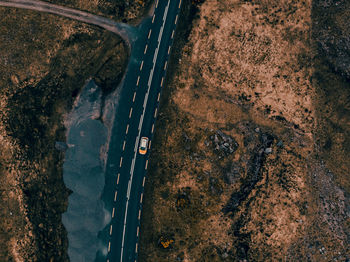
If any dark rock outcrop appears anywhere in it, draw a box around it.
[223,133,274,215]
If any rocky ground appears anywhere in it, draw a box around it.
[0,5,129,261]
[139,0,350,261]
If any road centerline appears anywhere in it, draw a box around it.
[119,1,171,261]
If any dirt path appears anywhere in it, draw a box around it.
[0,0,136,46]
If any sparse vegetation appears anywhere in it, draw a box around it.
[0,7,128,261]
[139,0,350,261]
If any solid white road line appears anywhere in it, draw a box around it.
[144,44,148,54]
[112,207,115,217]
[120,2,171,261]
[140,60,144,71]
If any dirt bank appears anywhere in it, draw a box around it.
[139,0,349,261]
[0,7,128,261]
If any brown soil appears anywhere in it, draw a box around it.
[0,7,128,261]
[139,0,349,261]
[45,0,153,23]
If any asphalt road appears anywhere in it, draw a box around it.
[99,1,182,261]
[0,0,181,261]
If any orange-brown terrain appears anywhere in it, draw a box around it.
[139,0,350,261]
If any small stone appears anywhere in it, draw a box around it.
[214,134,219,143]
[277,140,284,148]
[265,147,272,154]
[255,127,260,133]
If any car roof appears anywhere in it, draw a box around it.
[140,137,148,147]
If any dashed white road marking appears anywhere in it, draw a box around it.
[144,44,148,54]
[138,209,141,220]
[152,14,155,23]
[148,140,152,149]
[175,14,178,24]
[160,76,164,87]
[109,225,113,235]
[117,173,120,185]
[164,61,168,70]
[179,0,182,8]
[148,29,152,39]
[114,191,117,202]
[145,159,149,170]
[108,241,111,252]
[126,124,129,134]
[119,157,123,167]
[171,30,174,39]
[140,60,144,71]
[133,91,137,102]
[137,226,140,237]
[129,108,133,118]
[122,140,126,151]
[136,76,140,86]
[120,1,171,261]
[135,243,138,253]
[168,45,171,55]
[151,123,155,134]
[112,207,115,217]
[157,93,160,102]
[156,0,159,8]
[142,176,146,187]
[140,192,144,203]
[154,108,158,118]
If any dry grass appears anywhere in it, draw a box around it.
[0,7,127,261]
[140,0,349,261]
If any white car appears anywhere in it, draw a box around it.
[139,137,149,155]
